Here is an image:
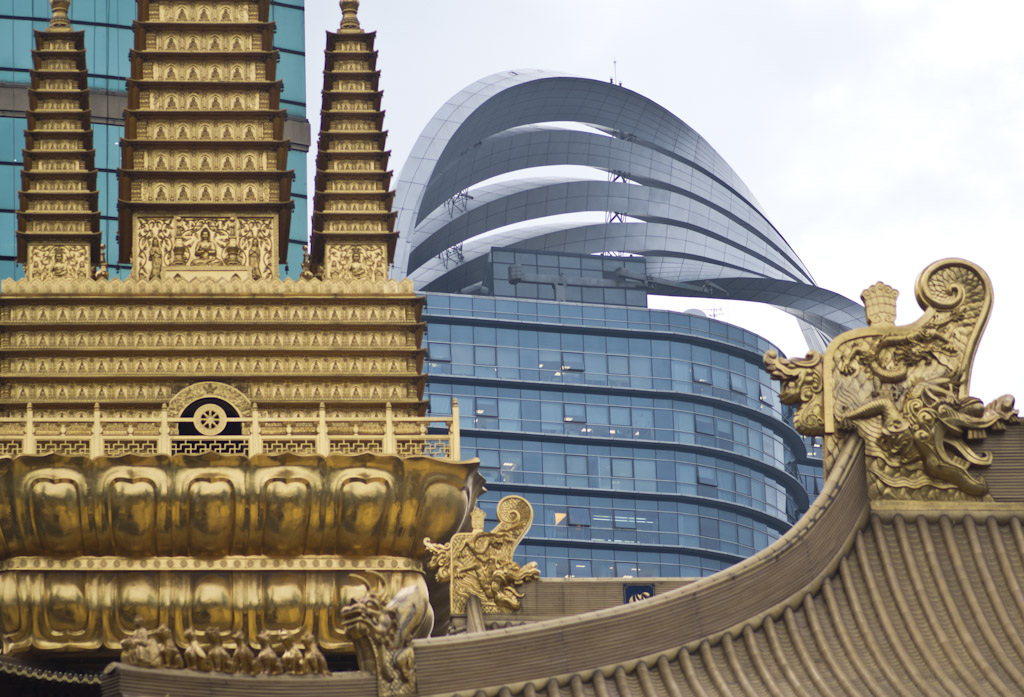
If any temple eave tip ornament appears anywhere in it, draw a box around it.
[765,258,1017,501]
[425,495,540,617]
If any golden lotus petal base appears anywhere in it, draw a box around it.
[0,565,429,654]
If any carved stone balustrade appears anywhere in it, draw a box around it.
[0,400,460,461]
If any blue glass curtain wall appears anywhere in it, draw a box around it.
[424,292,816,579]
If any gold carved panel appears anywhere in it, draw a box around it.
[3,300,414,325]
[323,244,388,282]
[2,328,418,352]
[25,244,90,282]
[134,215,275,281]
[0,566,428,653]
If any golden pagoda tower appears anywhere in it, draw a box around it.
[15,0,101,282]
[310,0,397,281]
[0,2,496,688]
[117,0,294,282]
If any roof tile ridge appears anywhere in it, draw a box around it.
[891,515,987,694]
[855,517,948,695]
[741,624,799,697]
[799,592,868,696]
[916,516,1006,695]
[821,574,894,697]
[938,516,1024,692]
[962,518,1024,682]
[763,612,834,697]
[987,518,1024,631]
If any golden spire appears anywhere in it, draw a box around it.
[117,0,294,281]
[48,0,71,30]
[340,0,361,31]
[17,0,100,281]
[311,1,397,281]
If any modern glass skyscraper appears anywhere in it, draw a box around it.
[397,73,858,577]
[0,0,310,279]
[421,250,819,578]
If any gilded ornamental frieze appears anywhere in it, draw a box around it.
[0,450,483,653]
[1,565,431,654]
[135,215,275,281]
[2,329,417,351]
[766,259,1017,501]
[0,275,417,295]
[1,299,415,324]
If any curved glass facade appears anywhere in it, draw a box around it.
[0,0,310,279]
[396,72,864,343]
[398,73,838,578]
[424,284,813,578]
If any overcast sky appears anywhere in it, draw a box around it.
[304,0,1024,405]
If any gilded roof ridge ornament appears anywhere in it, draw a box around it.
[340,0,361,31]
[861,281,899,326]
[425,495,540,614]
[766,258,1017,501]
[48,0,72,30]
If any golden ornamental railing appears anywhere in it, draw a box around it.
[0,400,460,460]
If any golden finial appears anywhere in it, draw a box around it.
[860,281,899,326]
[470,507,486,532]
[49,0,72,30]
[339,0,361,31]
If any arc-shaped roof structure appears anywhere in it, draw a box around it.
[394,71,865,340]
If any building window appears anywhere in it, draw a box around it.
[695,415,716,436]
[563,403,587,423]
[427,342,451,362]
[474,346,496,365]
[759,385,774,405]
[567,507,591,526]
[474,398,497,417]
[697,466,718,486]
[692,364,712,383]
[561,352,584,371]
[730,373,747,393]
[614,512,636,529]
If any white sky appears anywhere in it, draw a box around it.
[304,0,1024,405]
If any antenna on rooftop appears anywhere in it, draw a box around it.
[610,59,623,87]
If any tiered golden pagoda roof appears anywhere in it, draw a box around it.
[117,0,293,280]
[15,0,101,282]
[309,0,397,282]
